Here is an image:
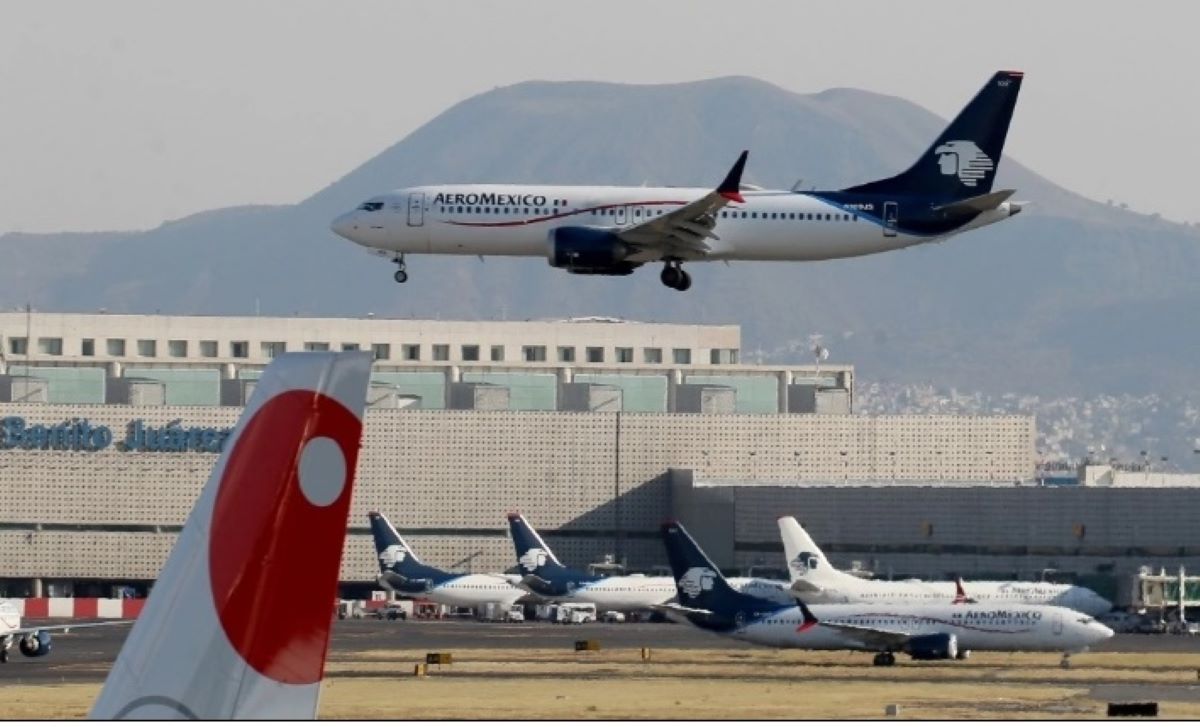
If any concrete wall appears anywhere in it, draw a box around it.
[0,402,1034,583]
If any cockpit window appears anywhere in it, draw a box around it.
[357,201,384,212]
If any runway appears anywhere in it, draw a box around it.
[2,617,1196,686]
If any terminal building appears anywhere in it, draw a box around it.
[0,311,1194,606]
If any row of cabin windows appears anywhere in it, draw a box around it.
[439,206,557,216]
[720,211,856,221]
[434,205,855,223]
[5,336,725,366]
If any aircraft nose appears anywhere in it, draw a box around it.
[1091,621,1115,642]
[330,212,356,240]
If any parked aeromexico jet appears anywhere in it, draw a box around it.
[660,521,1113,667]
[0,600,129,665]
[506,513,790,610]
[332,71,1025,291]
[370,510,526,609]
[778,517,1112,616]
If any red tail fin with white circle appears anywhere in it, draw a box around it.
[90,352,372,720]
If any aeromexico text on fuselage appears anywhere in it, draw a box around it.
[432,192,549,208]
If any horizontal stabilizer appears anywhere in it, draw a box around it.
[651,603,714,618]
[789,580,825,595]
[931,189,1015,215]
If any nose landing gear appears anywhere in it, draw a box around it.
[660,260,692,291]
[392,255,408,284]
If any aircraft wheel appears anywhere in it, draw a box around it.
[0,650,8,664]
[884,652,896,666]
[393,269,409,284]
[676,270,692,291]
[660,264,682,289]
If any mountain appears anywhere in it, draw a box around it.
[4,76,1199,396]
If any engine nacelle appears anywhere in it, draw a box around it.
[18,630,52,658]
[547,227,640,275]
[903,632,957,661]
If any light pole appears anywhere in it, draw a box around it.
[840,450,849,484]
[889,450,897,485]
[986,450,994,485]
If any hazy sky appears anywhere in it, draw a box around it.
[2,0,1196,233]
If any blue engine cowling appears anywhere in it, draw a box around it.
[19,630,52,657]
[903,633,957,660]
[548,227,641,275]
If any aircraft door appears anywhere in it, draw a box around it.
[1052,612,1063,635]
[882,201,898,237]
[407,192,425,227]
[614,205,628,225]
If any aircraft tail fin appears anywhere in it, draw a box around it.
[778,516,846,588]
[90,352,372,720]
[507,513,563,575]
[660,520,764,616]
[369,510,423,569]
[843,71,1023,200]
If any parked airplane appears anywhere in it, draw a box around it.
[332,71,1025,291]
[90,352,373,719]
[506,513,790,610]
[0,600,129,664]
[778,517,1112,616]
[660,520,1112,666]
[370,510,526,609]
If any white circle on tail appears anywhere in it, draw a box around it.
[297,436,346,507]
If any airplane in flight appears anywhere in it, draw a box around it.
[506,513,791,610]
[369,510,527,609]
[332,71,1025,291]
[90,352,373,719]
[0,600,129,664]
[778,517,1113,616]
[659,520,1112,667]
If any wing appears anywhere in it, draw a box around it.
[816,620,913,652]
[10,620,133,637]
[616,151,748,258]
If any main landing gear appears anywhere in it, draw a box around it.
[392,254,408,284]
[872,651,896,667]
[0,634,11,664]
[660,260,692,291]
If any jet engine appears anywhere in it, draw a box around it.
[547,228,641,275]
[903,633,958,660]
[18,630,52,657]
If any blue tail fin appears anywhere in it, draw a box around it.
[506,513,563,576]
[844,71,1023,200]
[368,511,451,592]
[660,520,778,618]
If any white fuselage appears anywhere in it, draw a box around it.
[421,574,526,609]
[547,576,792,612]
[331,185,1014,264]
[721,603,1112,654]
[0,601,19,637]
[796,576,1112,617]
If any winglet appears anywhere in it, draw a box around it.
[953,576,977,605]
[795,598,820,633]
[717,150,749,203]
